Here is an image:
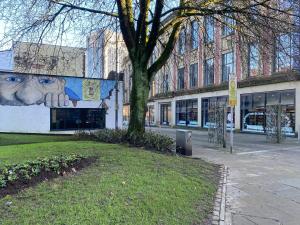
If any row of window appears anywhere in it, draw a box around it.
[157,90,295,135]
[170,34,295,91]
[178,14,235,54]
[176,51,234,90]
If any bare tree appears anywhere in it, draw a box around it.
[0,0,299,135]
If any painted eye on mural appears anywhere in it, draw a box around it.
[38,78,55,85]
[5,76,23,83]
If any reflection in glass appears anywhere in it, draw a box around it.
[240,90,295,135]
[176,99,198,126]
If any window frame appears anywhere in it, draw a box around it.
[222,51,234,82]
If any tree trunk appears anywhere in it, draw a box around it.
[127,62,150,135]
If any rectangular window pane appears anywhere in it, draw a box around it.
[276,33,293,72]
[222,0,235,36]
[176,99,198,126]
[205,16,214,43]
[204,58,214,86]
[187,99,198,126]
[266,92,280,105]
[189,63,198,88]
[178,30,185,55]
[162,73,169,93]
[248,43,259,76]
[281,90,295,105]
[222,51,234,82]
[191,21,199,49]
[178,68,185,90]
[176,100,186,125]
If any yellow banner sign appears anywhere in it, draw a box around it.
[229,75,237,107]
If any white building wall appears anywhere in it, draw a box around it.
[0,105,50,133]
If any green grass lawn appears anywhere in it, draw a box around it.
[0,134,219,225]
[0,133,74,146]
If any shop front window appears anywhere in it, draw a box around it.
[176,99,198,126]
[201,96,235,129]
[160,103,171,126]
[241,90,295,135]
[51,108,106,130]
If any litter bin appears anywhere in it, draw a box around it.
[176,129,192,156]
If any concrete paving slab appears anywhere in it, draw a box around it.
[150,127,300,225]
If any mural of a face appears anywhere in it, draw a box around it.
[0,74,69,107]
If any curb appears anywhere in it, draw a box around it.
[211,166,229,225]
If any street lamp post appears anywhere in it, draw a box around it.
[115,17,119,130]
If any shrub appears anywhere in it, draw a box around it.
[0,154,88,189]
[81,129,174,153]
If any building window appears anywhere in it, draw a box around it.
[177,67,185,90]
[204,16,214,43]
[191,21,199,49]
[178,29,185,55]
[189,63,198,88]
[176,99,198,126]
[240,90,295,135]
[201,96,234,129]
[160,103,171,125]
[222,51,234,82]
[150,80,156,97]
[222,16,235,36]
[248,43,259,76]
[204,58,214,86]
[161,73,169,93]
[50,108,106,130]
[222,0,235,36]
[275,33,293,72]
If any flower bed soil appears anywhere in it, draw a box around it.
[0,157,96,198]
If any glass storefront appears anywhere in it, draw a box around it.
[50,108,106,130]
[241,90,295,135]
[201,96,235,129]
[176,99,198,126]
[160,103,171,125]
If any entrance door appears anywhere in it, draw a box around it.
[161,104,171,125]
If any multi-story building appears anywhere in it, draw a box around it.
[86,29,127,79]
[123,7,300,136]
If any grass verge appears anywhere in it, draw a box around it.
[0,134,219,225]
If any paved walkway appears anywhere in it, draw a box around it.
[149,127,300,225]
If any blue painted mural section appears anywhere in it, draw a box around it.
[101,80,116,99]
[64,77,82,101]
